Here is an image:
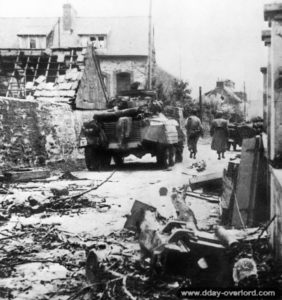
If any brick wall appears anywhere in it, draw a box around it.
[0,97,93,170]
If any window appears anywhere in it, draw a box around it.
[98,36,105,48]
[18,35,46,48]
[30,38,36,49]
[89,35,106,48]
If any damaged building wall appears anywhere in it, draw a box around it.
[262,3,282,261]
[99,56,148,97]
[0,97,42,167]
[0,96,93,169]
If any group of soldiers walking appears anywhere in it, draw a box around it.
[185,110,229,160]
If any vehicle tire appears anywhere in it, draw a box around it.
[175,151,183,163]
[168,146,175,167]
[100,152,112,169]
[175,143,183,163]
[85,146,95,170]
[156,146,169,168]
[85,147,101,171]
[113,154,124,167]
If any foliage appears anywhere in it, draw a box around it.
[169,79,192,106]
[155,82,167,102]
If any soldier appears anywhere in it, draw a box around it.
[185,108,203,159]
[210,111,229,160]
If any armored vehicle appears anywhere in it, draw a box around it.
[79,90,184,170]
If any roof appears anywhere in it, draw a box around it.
[0,18,58,47]
[0,16,149,56]
[205,87,243,103]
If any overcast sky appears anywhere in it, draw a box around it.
[0,0,272,102]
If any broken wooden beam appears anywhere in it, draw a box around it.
[185,191,219,203]
[3,168,50,182]
[189,171,223,191]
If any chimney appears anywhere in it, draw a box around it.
[216,81,224,88]
[63,3,77,31]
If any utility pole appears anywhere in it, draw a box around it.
[243,81,247,120]
[199,86,203,121]
[179,53,182,80]
[58,17,61,48]
[148,0,152,89]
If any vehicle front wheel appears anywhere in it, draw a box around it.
[85,147,109,171]
[113,154,124,167]
[175,144,183,163]
[100,152,112,169]
[156,146,169,168]
[85,146,98,170]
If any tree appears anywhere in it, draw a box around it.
[156,82,167,102]
[169,79,192,107]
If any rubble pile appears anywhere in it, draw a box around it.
[188,160,207,172]
[0,171,115,219]
[0,222,189,300]
[0,193,109,218]
[0,223,87,299]
[28,68,82,104]
[0,164,282,299]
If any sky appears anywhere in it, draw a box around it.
[0,0,273,106]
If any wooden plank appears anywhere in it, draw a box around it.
[189,172,223,191]
[247,136,262,226]
[231,137,260,228]
[3,168,50,182]
[221,169,234,210]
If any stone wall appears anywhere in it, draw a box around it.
[0,97,94,170]
[100,57,148,97]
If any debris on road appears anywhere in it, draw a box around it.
[3,167,51,182]
[59,171,87,180]
[189,171,223,193]
[50,187,70,197]
[0,171,116,219]
[188,160,207,172]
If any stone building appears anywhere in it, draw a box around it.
[0,4,156,167]
[204,80,245,121]
[0,3,155,103]
[261,3,282,261]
